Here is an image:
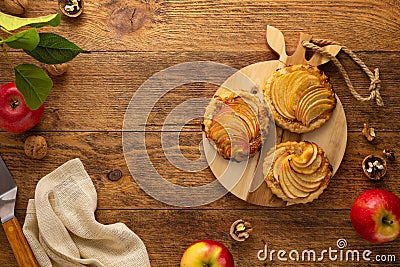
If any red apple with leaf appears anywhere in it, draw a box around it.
[0,12,84,131]
[0,82,44,132]
[180,240,234,267]
[351,188,400,243]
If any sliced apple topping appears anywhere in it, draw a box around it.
[291,142,316,165]
[278,161,297,199]
[302,101,335,127]
[280,159,310,198]
[271,75,295,120]
[264,141,332,204]
[296,89,332,123]
[273,151,290,182]
[286,72,319,113]
[287,166,321,192]
[264,64,336,133]
[270,77,292,120]
[205,92,265,161]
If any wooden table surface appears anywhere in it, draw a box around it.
[1,0,400,266]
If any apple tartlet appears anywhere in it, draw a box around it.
[203,90,268,161]
[264,64,336,133]
[263,141,332,204]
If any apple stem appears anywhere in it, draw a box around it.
[382,217,394,225]
[1,44,15,69]
[10,99,19,110]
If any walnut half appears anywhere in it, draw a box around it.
[362,155,386,180]
[362,123,376,142]
[230,219,252,242]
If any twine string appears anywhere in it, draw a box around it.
[302,39,384,106]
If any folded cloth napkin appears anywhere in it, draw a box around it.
[23,158,151,267]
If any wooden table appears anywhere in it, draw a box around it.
[1,0,399,266]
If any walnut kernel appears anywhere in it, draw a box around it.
[362,123,375,142]
[24,135,47,159]
[44,63,70,76]
[383,149,395,161]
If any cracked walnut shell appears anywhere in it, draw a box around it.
[362,155,386,180]
[59,0,84,18]
[230,219,252,241]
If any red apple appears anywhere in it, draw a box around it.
[0,82,44,132]
[350,188,400,243]
[180,240,234,267]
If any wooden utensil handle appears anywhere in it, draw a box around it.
[3,217,40,267]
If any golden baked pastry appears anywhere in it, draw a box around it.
[264,64,336,133]
[263,141,332,204]
[203,90,268,161]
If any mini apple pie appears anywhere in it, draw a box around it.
[263,141,332,204]
[264,64,336,133]
[203,90,268,161]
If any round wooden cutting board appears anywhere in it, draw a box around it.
[203,26,347,207]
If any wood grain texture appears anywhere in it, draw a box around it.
[98,209,400,266]
[0,0,399,266]
[2,209,399,266]
[0,52,399,132]
[0,131,399,211]
[7,0,399,52]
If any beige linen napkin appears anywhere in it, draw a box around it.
[22,158,151,267]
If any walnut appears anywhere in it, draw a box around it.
[43,63,70,76]
[362,155,386,180]
[230,219,252,241]
[383,149,395,161]
[362,123,375,142]
[24,135,47,160]
[3,0,29,15]
[59,0,84,18]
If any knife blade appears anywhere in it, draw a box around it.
[0,157,17,224]
[0,155,39,267]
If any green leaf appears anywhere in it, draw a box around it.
[14,64,53,110]
[0,12,61,31]
[0,28,39,51]
[24,33,84,64]
[27,13,61,29]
